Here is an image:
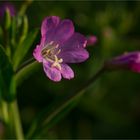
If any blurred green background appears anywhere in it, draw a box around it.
[12,0,140,138]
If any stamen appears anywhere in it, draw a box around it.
[58,58,63,63]
[45,57,54,63]
[55,49,61,55]
[49,41,54,45]
[51,55,63,70]
[41,42,63,70]
[55,44,59,48]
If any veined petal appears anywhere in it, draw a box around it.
[33,45,43,62]
[41,16,60,37]
[41,17,74,46]
[58,32,88,63]
[43,61,62,82]
[59,48,89,63]
[61,32,87,50]
[61,64,74,79]
[52,19,74,45]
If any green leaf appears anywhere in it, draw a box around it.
[11,16,17,48]
[18,15,28,47]
[11,15,28,48]
[0,46,16,102]
[13,29,39,70]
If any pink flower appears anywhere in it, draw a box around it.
[86,35,97,46]
[105,51,140,73]
[33,16,89,82]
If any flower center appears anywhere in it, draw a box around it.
[41,41,63,70]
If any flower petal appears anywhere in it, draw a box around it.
[41,17,74,46]
[61,32,87,50]
[33,45,43,62]
[52,19,74,45]
[41,16,60,37]
[61,64,74,79]
[58,32,89,63]
[59,48,89,63]
[43,61,62,82]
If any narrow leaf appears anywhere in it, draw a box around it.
[18,15,28,46]
[11,16,17,47]
[13,29,38,70]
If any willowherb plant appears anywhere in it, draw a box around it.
[33,16,89,81]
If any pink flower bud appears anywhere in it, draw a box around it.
[105,51,140,73]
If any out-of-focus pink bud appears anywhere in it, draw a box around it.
[86,35,97,46]
[105,51,140,73]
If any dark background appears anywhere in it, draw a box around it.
[12,0,140,138]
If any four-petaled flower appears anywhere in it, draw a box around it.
[105,51,140,73]
[33,16,89,82]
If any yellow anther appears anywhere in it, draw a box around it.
[41,42,63,70]
[58,58,63,63]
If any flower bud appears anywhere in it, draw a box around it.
[0,2,16,18]
[86,35,97,46]
[105,51,140,73]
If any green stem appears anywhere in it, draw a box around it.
[10,100,24,140]
[15,57,35,74]
[0,100,11,138]
[1,100,9,124]
[27,66,105,138]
